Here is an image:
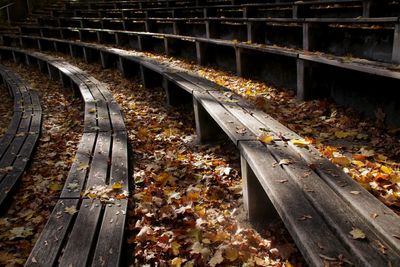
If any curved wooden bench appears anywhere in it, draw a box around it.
[0,47,128,267]
[1,39,399,266]
[0,65,42,211]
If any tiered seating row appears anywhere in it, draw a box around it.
[32,16,400,65]
[0,65,42,211]
[0,48,128,267]
[50,0,376,19]
[1,39,399,266]
[62,0,245,10]
[9,24,400,125]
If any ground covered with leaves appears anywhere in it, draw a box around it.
[0,84,13,138]
[57,55,304,266]
[0,62,82,266]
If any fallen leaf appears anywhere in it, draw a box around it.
[49,182,62,191]
[258,134,273,144]
[67,182,79,191]
[380,166,393,175]
[360,147,375,157]
[112,181,123,189]
[209,248,224,267]
[64,206,78,215]
[290,139,310,148]
[332,156,351,167]
[350,228,366,240]
[77,163,89,171]
[9,227,34,240]
[278,159,291,166]
[224,246,238,261]
[171,257,183,267]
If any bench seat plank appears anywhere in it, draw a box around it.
[92,199,128,267]
[60,132,96,199]
[59,199,103,267]
[25,199,80,267]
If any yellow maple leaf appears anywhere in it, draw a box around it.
[290,139,310,148]
[380,165,393,175]
[258,134,274,144]
[112,181,123,189]
[352,160,365,168]
[88,108,96,113]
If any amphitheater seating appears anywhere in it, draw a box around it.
[1,0,400,265]
[32,16,400,64]
[0,65,42,211]
[0,47,128,266]
[1,37,400,265]
[47,0,400,19]
[11,21,400,125]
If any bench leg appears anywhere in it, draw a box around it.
[83,47,97,63]
[47,64,60,81]
[392,23,400,64]
[296,58,314,100]
[241,155,279,227]
[162,77,192,107]
[117,57,140,79]
[60,72,71,88]
[140,65,163,88]
[100,51,113,69]
[193,97,226,144]
[196,41,210,66]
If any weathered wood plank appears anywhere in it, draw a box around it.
[92,199,127,267]
[97,100,112,132]
[85,131,112,189]
[110,131,128,190]
[58,199,103,267]
[60,133,96,198]
[25,199,80,267]
[109,101,126,132]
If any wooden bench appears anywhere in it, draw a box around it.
[32,15,400,64]
[0,47,129,267]
[0,64,42,212]
[49,0,397,19]
[61,0,236,10]
[2,38,400,266]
